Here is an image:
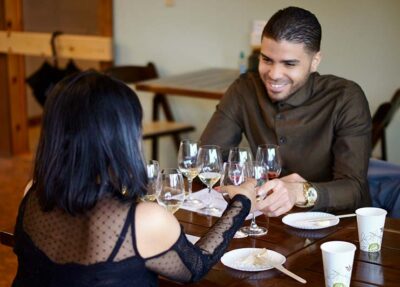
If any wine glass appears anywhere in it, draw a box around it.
[240,161,269,236]
[142,160,159,202]
[156,168,185,214]
[256,144,282,179]
[197,145,223,215]
[220,161,250,201]
[228,147,253,164]
[178,140,202,206]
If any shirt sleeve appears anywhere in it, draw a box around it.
[311,83,372,212]
[143,194,250,283]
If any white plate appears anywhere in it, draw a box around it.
[282,212,339,230]
[221,248,286,272]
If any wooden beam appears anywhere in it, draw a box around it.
[0,0,29,157]
[97,0,113,70]
[0,31,113,61]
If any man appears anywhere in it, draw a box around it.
[200,7,372,216]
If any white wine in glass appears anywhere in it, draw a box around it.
[178,140,202,206]
[198,171,221,189]
[197,145,222,215]
[156,168,185,214]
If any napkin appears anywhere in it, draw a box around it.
[181,188,262,220]
[185,234,200,244]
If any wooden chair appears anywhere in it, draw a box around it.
[104,63,195,160]
[0,230,15,247]
[371,89,400,160]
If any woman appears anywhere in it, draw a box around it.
[13,71,256,286]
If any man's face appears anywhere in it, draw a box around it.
[258,37,321,102]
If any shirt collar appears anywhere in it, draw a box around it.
[278,72,317,107]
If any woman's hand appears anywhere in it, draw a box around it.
[218,179,257,212]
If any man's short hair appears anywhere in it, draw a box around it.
[262,6,321,53]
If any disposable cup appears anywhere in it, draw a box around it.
[321,241,356,287]
[356,207,387,252]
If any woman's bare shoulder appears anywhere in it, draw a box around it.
[135,202,181,258]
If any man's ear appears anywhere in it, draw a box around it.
[311,51,322,72]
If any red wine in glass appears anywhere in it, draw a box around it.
[267,171,280,180]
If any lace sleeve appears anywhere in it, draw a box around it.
[144,194,250,283]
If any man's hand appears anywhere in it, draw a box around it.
[256,173,306,217]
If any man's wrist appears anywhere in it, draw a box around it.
[295,182,318,208]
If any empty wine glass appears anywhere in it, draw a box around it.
[156,168,185,214]
[256,144,282,179]
[228,147,253,164]
[142,160,159,202]
[240,161,269,236]
[178,140,202,206]
[197,145,222,215]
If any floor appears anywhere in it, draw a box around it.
[0,127,39,286]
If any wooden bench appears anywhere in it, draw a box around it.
[143,121,194,160]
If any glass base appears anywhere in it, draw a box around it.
[240,225,268,237]
[199,205,221,216]
[184,196,203,207]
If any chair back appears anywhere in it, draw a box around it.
[0,231,15,247]
[104,62,159,83]
[368,158,400,218]
[371,89,400,160]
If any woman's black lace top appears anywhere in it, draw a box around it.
[12,190,250,287]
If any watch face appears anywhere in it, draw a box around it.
[307,187,317,204]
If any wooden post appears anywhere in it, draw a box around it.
[0,0,29,157]
[98,0,113,71]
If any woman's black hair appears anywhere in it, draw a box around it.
[32,70,147,215]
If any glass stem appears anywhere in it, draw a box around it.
[249,213,259,231]
[206,186,212,208]
[187,178,193,199]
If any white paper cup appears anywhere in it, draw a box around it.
[321,241,356,287]
[356,207,387,252]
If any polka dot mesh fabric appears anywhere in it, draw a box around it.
[144,197,251,282]
[20,191,250,283]
[23,193,135,265]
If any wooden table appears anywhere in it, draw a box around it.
[135,68,239,100]
[161,208,400,286]
[135,68,239,159]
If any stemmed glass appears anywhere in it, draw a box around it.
[256,144,282,179]
[142,160,159,202]
[240,161,269,236]
[228,147,253,164]
[156,168,185,214]
[178,140,202,206]
[220,161,250,219]
[197,145,223,215]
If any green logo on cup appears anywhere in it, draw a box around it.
[333,283,346,287]
[368,243,380,252]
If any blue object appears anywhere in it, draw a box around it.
[368,158,400,218]
[239,51,246,74]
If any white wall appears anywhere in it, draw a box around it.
[114,0,400,168]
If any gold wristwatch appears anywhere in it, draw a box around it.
[297,182,318,208]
